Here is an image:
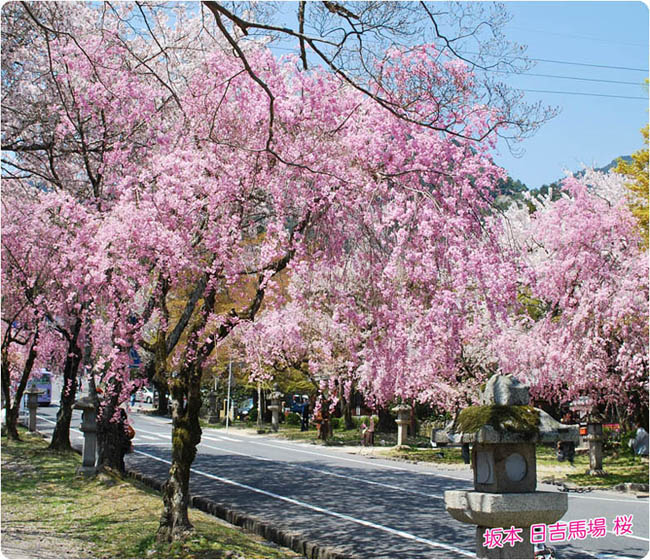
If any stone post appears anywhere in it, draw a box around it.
[73,396,98,476]
[25,386,42,432]
[206,390,220,424]
[268,385,283,433]
[443,374,577,559]
[392,404,410,447]
[586,414,605,476]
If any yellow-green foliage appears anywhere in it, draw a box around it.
[455,405,540,436]
[615,123,649,247]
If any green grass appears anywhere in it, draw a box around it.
[201,420,372,446]
[535,444,649,487]
[385,442,648,487]
[1,429,297,559]
[384,445,467,464]
[270,424,434,448]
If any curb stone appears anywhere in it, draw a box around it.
[613,482,650,494]
[541,476,649,495]
[125,467,349,559]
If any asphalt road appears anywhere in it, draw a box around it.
[33,405,649,559]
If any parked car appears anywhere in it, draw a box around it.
[136,387,155,404]
[238,398,254,419]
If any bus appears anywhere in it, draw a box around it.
[32,370,52,406]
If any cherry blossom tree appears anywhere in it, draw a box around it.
[2,1,546,544]
[496,170,648,425]
[1,198,44,441]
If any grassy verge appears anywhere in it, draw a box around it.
[201,421,369,446]
[383,445,467,464]
[1,429,297,559]
[385,442,648,486]
[536,444,649,487]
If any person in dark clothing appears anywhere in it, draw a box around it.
[301,401,310,431]
[461,443,471,464]
[557,440,575,465]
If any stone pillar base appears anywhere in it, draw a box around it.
[76,465,98,477]
[476,526,533,559]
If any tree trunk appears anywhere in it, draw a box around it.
[157,367,202,542]
[318,399,333,441]
[153,377,170,416]
[376,406,396,433]
[409,403,417,437]
[49,321,81,451]
[4,406,20,440]
[1,329,39,441]
[256,382,263,430]
[96,387,132,472]
[342,393,354,430]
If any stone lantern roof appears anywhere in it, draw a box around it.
[73,395,97,411]
[433,374,579,445]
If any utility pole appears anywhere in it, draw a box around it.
[257,381,262,431]
[225,356,232,432]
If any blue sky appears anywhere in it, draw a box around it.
[494,1,649,188]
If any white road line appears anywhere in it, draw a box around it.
[202,433,242,442]
[199,443,273,462]
[135,416,172,425]
[133,428,167,438]
[606,531,650,542]
[136,434,160,441]
[199,440,443,500]
[134,449,474,557]
[567,494,649,505]
[246,439,470,481]
[201,435,245,445]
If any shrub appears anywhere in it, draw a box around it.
[619,428,638,456]
[286,412,301,426]
[331,417,341,430]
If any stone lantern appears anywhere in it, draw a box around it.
[392,404,411,447]
[268,385,283,433]
[441,374,579,559]
[206,390,220,424]
[73,396,98,476]
[25,385,42,432]
[585,412,605,476]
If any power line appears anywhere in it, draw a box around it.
[521,88,648,100]
[528,73,643,86]
[508,25,647,48]
[491,69,643,86]
[273,42,650,73]
[527,56,648,73]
